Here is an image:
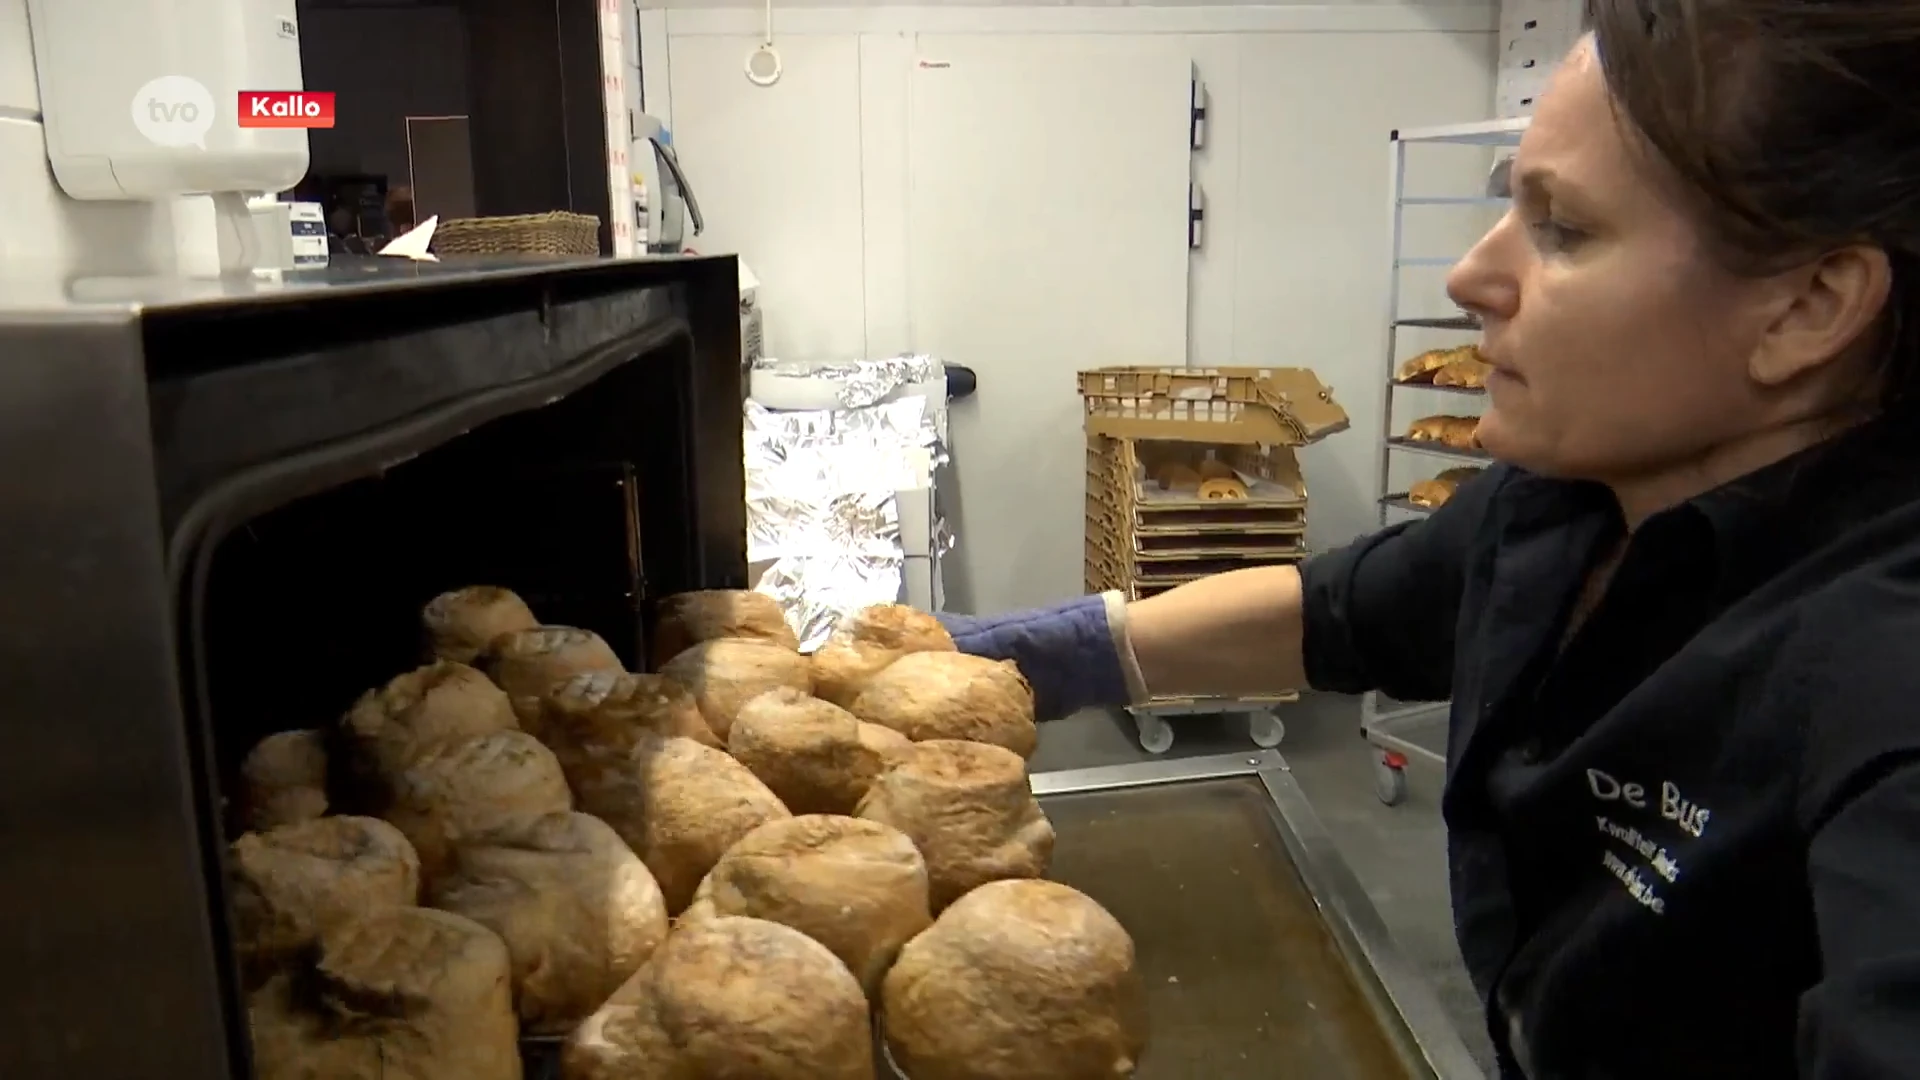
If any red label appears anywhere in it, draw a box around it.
[237,91,336,129]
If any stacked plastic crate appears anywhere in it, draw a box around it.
[1077,365,1349,753]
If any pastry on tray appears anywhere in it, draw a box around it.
[1198,477,1248,500]
[1433,353,1493,388]
[1407,467,1484,509]
[1403,415,1482,450]
[1395,344,1480,384]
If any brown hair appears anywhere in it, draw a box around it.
[1584,0,1920,414]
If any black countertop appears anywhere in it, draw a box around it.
[0,253,719,319]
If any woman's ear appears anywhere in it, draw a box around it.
[1750,244,1892,388]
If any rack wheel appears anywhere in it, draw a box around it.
[1248,709,1285,749]
[1374,750,1409,806]
[1130,709,1175,755]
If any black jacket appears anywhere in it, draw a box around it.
[1300,430,1920,1079]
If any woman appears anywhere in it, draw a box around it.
[942,5,1920,1077]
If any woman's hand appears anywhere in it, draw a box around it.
[936,593,1146,722]
[937,566,1308,721]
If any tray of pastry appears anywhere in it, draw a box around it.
[1134,461,1303,508]
[1390,413,1490,463]
[1393,345,1491,391]
[1384,467,1485,514]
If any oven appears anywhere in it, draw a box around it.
[0,254,744,1080]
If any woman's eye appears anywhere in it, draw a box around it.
[1528,218,1586,253]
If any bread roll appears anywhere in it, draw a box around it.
[1198,477,1248,500]
[249,907,519,1080]
[658,637,813,741]
[882,879,1148,1080]
[534,669,721,789]
[681,815,932,995]
[1433,353,1492,388]
[423,585,539,664]
[729,687,910,814]
[482,626,624,734]
[653,588,799,667]
[561,916,874,1080]
[1408,478,1454,509]
[850,652,1039,759]
[430,811,669,1034]
[384,729,572,882]
[572,732,791,913]
[1409,466,1482,510]
[1397,345,1451,384]
[237,729,329,833]
[856,740,1053,910]
[810,604,956,708]
[1405,414,1483,450]
[1439,415,1482,450]
[228,816,420,986]
[338,661,518,810]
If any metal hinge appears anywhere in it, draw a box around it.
[1190,72,1207,151]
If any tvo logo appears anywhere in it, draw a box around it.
[131,75,216,149]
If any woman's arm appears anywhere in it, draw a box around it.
[943,467,1507,717]
[1127,565,1307,698]
[1797,618,1920,1077]
[1127,466,1505,702]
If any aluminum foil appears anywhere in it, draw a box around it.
[752,353,945,409]
[755,554,905,652]
[743,392,950,650]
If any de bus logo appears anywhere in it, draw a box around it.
[130,75,336,148]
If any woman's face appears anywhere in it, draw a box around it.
[1447,39,1804,486]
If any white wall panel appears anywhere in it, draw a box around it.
[1495,0,1580,116]
[1184,35,1241,370]
[666,32,870,359]
[1229,31,1497,548]
[858,31,915,358]
[905,35,1193,611]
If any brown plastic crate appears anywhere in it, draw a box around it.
[1078,366,1349,446]
[1092,435,1308,512]
[1085,433,1314,596]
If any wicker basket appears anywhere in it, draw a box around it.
[432,211,602,257]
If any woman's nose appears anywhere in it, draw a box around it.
[1447,216,1521,322]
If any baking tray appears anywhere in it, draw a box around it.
[529,752,1479,1080]
[878,751,1483,1080]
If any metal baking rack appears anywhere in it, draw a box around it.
[1364,116,1528,805]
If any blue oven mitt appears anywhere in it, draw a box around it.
[936,591,1146,722]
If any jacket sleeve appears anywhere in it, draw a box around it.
[1297,464,1505,702]
[1797,620,1920,1077]
[1798,763,1920,1076]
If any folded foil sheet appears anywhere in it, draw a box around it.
[751,353,945,410]
[756,554,906,652]
[743,389,951,650]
